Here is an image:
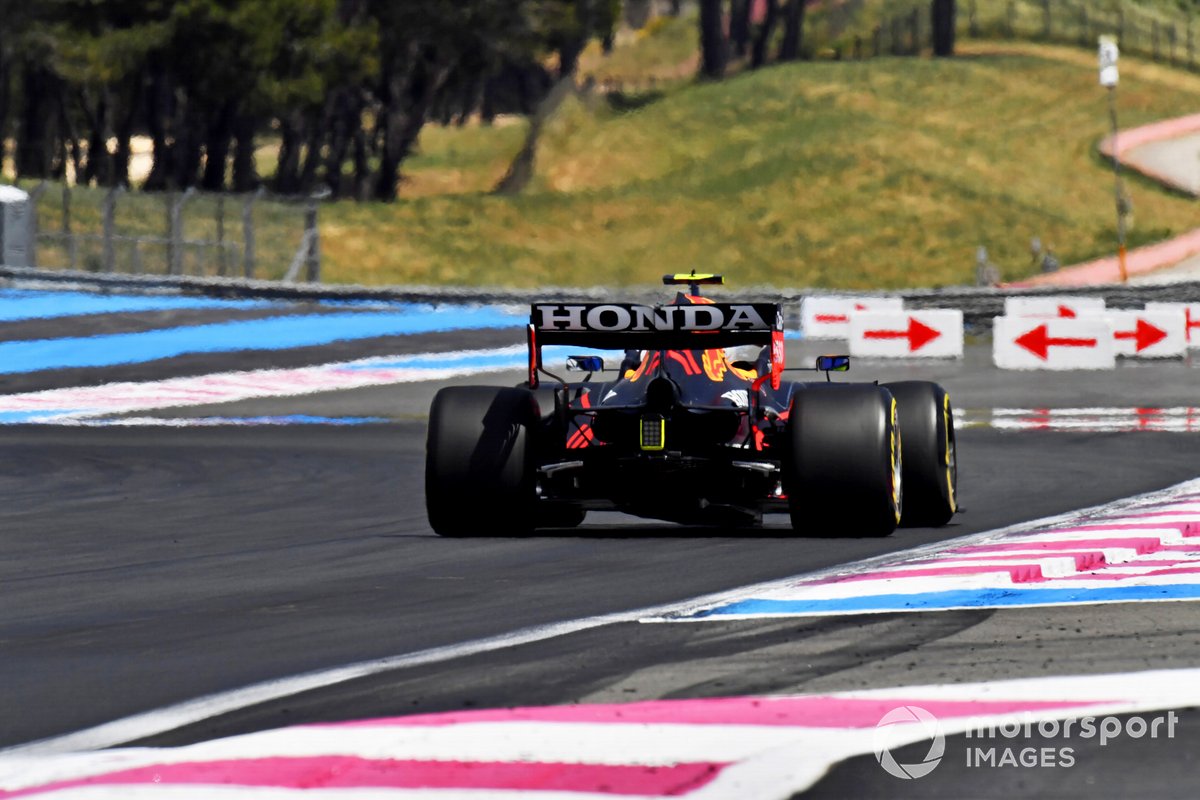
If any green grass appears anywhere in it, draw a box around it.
[319,41,1200,288]
[402,120,530,197]
[577,13,700,85]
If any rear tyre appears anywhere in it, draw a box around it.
[425,386,537,537]
[784,385,902,537]
[884,381,958,527]
[537,505,587,529]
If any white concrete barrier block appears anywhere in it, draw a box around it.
[1004,296,1106,319]
[0,184,32,268]
[800,296,903,339]
[1107,309,1187,358]
[849,309,964,358]
[993,316,1115,370]
[1145,302,1200,349]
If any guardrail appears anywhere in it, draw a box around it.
[3,263,1198,330]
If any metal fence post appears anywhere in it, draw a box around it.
[169,187,195,275]
[61,183,77,270]
[909,8,919,54]
[102,186,122,273]
[1042,0,1051,39]
[1170,25,1177,65]
[1153,20,1160,61]
[216,194,227,276]
[1189,22,1194,70]
[242,187,262,279]
[1005,1,1015,38]
[304,190,326,282]
[26,181,47,269]
[166,190,175,275]
[1080,7,1089,47]
[969,0,978,38]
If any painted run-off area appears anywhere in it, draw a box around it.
[666,480,1200,618]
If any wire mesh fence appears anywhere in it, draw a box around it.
[866,0,1200,70]
[21,182,320,282]
[968,0,1194,61]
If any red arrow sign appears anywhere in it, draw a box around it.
[1057,305,1077,319]
[1187,309,1199,342]
[863,318,942,351]
[1114,318,1167,352]
[1014,324,1098,360]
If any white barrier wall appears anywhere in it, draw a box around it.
[994,316,1115,370]
[1145,302,1200,349]
[1004,296,1106,319]
[848,310,964,358]
[1105,309,1187,358]
[0,185,31,268]
[800,296,903,339]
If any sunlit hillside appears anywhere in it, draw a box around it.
[321,40,1200,289]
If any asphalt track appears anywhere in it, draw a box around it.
[3,305,1200,797]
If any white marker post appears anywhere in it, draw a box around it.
[1099,35,1128,282]
[849,310,964,358]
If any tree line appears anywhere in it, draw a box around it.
[0,0,618,201]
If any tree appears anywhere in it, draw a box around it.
[535,0,618,78]
[932,0,956,57]
[698,0,727,79]
[729,0,752,58]
[4,2,64,180]
[0,0,37,177]
[2,0,609,201]
[40,0,171,186]
[779,0,805,62]
[751,0,780,69]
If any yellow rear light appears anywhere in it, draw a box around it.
[640,416,665,451]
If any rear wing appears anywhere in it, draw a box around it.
[527,302,785,390]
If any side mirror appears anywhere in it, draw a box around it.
[566,355,605,372]
[816,355,850,373]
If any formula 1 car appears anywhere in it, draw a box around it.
[425,274,957,536]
